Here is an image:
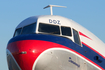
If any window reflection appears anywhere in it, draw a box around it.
[73,29,81,46]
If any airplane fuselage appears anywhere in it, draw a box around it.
[6,15,105,70]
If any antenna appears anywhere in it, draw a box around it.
[43,5,67,15]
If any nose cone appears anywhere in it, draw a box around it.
[6,40,41,70]
[6,34,72,70]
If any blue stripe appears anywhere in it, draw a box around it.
[8,34,105,69]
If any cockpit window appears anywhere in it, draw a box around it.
[14,28,22,37]
[38,23,60,35]
[61,26,72,36]
[73,29,81,46]
[21,23,36,34]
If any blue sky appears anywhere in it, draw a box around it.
[0,0,105,70]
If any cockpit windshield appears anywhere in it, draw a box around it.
[13,22,36,37]
[38,23,60,35]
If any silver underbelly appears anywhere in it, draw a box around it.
[33,48,100,70]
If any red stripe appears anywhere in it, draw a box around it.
[67,45,104,70]
[79,32,105,59]
[79,32,92,40]
[7,40,104,70]
[82,42,105,59]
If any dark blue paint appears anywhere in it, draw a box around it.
[8,34,105,69]
[68,57,80,67]
[49,19,61,24]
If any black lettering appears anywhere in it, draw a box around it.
[49,19,52,23]
[53,20,57,24]
[69,57,71,59]
[57,20,60,24]
[68,58,80,68]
